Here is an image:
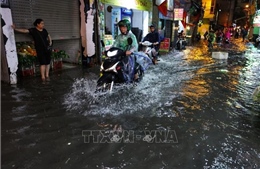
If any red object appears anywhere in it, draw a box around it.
[22,68,34,76]
[158,0,167,16]
[181,11,187,28]
[159,38,170,52]
[116,66,121,70]
[53,60,63,70]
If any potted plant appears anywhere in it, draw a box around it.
[17,42,37,76]
[51,49,69,70]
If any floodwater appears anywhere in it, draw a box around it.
[2,41,260,169]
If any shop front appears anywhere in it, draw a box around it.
[99,0,152,51]
[156,0,192,50]
[1,0,80,83]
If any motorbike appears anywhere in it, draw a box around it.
[96,38,152,93]
[255,35,260,48]
[140,41,159,64]
[175,37,187,50]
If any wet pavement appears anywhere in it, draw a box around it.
[1,38,260,169]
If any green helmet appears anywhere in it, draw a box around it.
[118,19,131,31]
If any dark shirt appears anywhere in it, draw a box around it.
[143,31,160,51]
[143,31,160,43]
[28,28,49,51]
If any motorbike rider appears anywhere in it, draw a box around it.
[207,30,216,49]
[224,28,231,43]
[176,30,186,50]
[215,29,223,43]
[141,24,160,64]
[111,19,139,82]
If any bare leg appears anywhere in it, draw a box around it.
[40,65,46,80]
[45,64,50,78]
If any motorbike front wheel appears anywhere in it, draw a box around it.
[134,66,144,82]
[96,73,114,92]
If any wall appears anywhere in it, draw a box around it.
[10,0,81,69]
[53,39,81,64]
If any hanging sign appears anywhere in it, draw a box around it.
[174,8,184,20]
[101,0,151,11]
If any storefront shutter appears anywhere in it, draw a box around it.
[10,0,80,42]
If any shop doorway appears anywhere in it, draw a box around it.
[102,4,150,49]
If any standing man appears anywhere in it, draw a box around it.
[12,18,52,81]
[241,26,248,42]
[207,30,216,49]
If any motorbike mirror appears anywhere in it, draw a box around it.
[101,40,105,47]
[127,38,133,45]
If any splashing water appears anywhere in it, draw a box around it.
[63,52,195,116]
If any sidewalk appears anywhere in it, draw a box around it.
[14,62,99,83]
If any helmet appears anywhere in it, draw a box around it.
[118,19,131,31]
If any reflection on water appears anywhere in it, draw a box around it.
[63,48,260,168]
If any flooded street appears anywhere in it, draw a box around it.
[2,41,260,169]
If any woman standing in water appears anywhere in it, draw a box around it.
[12,18,52,81]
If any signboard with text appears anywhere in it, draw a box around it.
[159,38,170,52]
[174,8,183,20]
[101,0,151,11]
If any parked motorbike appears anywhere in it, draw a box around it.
[255,35,260,48]
[175,37,187,50]
[96,38,152,93]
